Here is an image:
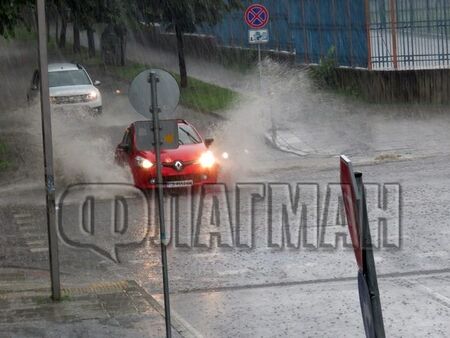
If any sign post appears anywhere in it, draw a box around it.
[150,72,172,338]
[245,3,269,91]
[244,4,275,136]
[36,0,61,301]
[129,69,180,338]
[340,155,385,338]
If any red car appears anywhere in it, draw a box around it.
[115,120,219,189]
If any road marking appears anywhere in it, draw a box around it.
[402,279,450,309]
[13,213,32,220]
[27,240,47,247]
[18,225,36,232]
[29,247,48,253]
[22,232,43,239]
[15,219,32,225]
[217,269,248,276]
[416,250,449,258]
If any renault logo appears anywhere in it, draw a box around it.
[174,161,183,171]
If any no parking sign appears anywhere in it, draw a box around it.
[244,4,269,29]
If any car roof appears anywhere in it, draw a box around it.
[48,63,81,72]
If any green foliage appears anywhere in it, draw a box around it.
[139,0,243,32]
[174,75,237,113]
[0,0,33,38]
[309,46,338,88]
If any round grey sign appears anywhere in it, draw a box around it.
[129,69,180,118]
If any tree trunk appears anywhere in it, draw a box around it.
[175,23,188,88]
[73,18,80,53]
[119,34,126,66]
[46,10,50,41]
[58,10,66,48]
[55,13,59,41]
[87,27,95,57]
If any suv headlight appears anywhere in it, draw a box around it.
[87,90,98,100]
[135,156,153,169]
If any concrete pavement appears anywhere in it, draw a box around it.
[0,277,186,338]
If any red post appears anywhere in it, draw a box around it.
[389,0,399,69]
[365,0,373,70]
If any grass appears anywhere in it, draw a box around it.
[174,75,237,113]
[50,44,239,115]
[0,141,10,172]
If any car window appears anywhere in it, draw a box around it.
[178,123,201,145]
[48,69,91,87]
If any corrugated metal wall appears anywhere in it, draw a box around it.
[197,0,369,68]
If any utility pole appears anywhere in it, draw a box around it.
[36,0,61,301]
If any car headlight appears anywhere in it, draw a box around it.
[87,90,98,100]
[135,156,153,169]
[198,151,216,168]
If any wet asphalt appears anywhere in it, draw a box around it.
[1,37,450,337]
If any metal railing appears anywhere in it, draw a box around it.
[369,0,450,70]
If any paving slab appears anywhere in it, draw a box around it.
[0,279,185,338]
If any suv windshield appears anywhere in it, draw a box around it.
[48,69,91,87]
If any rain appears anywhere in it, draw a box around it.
[1,0,450,337]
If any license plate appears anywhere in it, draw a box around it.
[164,180,193,188]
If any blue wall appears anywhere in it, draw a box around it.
[197,0,369,68]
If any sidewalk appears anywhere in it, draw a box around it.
[0,275,189,338]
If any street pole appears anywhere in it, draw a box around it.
[36,0,61,301]
[257,43,262,91]
[149,72,172,338]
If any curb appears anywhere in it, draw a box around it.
[264,130,309,157]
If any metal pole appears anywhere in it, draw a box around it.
[257,43,262,91]
[36,0,61,301]
[149,72,172,338]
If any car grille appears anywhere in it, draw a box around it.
[51,95,90,104]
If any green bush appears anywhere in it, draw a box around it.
[309,46,338,88]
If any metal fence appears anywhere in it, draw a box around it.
[369,0,450,70]
[194,0,450,71]
[197,0,369,68]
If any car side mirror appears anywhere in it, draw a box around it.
[205,138,214,148]
[94,80,101,86]
[118,144,130,152]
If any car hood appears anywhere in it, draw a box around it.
[138,143,207,163]
[49,85,96,97]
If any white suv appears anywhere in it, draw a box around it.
[27,63,102,114]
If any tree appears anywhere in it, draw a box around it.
[0,0,33,38]
[142,0,242,88]
[99,0,136,65]
[54,0,68,48]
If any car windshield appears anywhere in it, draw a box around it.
[48,69,91,87]
[135,121,201,150]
